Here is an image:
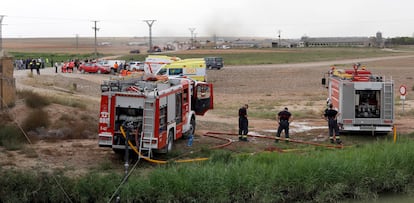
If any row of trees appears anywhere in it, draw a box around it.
[388,37,414,45]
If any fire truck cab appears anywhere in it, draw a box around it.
[98,76,213,157]
[322,64,394,134]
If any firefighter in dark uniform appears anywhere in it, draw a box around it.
[238,104,249,141]
[324,103,342,144]
[276,107,292,142]
[35,59,41,75]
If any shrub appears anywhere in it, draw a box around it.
[17,90,50,109]
[22,109,50,131]
[0,125,25,150]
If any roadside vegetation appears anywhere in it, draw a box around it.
[1,138,413,202]
[9,52,100,64]
[0,125,25,151]
[0,90,94,147]
[120,47,406,66]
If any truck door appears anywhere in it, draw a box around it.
[193,83,214,115]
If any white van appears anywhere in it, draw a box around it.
[99,60,126,74]
[127,61,144,71]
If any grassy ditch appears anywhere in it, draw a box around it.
[1,138,414,202]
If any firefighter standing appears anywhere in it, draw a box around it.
[324,103,342,144]
[276,107,292,143]
[35,60,41,75]
[29,60,35,74]
[238,104,249,141]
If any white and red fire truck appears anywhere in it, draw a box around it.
[322,64,394,134]
[98,75,213,157]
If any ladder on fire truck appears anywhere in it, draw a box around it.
[139,99,156,159]
[383,82,393,120]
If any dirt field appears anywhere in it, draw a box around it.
[2,51,414,175]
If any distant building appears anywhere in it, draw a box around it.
[268,32,384,48]
[271,39,301,48]
[231,40,260,48]
[375,31,385,48]
[301,36,371,47]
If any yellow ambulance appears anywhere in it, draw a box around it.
[157,58,207,82]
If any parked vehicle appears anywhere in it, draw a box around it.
[98,76,214,158]
[129,49,140,54]
[204,57,224,70]
[143,55,180,74]
[127,61,144,71]
[321,64,394,134]
[157,58,207,82]
[99,60,126,74]
[79,63,110,74]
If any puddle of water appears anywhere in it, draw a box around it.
[262,122,327,133]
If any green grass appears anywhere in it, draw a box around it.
[119,47,405,65]
[1,138,414,202]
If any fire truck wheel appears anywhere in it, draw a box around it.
[190,116,196,135]
[112,148,125,157]
[167,130,174,152]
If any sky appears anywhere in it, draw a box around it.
[1,0,414,39]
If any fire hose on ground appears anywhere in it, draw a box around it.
[120,127,344,164]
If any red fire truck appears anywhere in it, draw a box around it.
[98,76,213,157]
[322,64,394,134]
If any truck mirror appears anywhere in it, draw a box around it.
[321,78,326,85]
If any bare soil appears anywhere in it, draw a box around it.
[2,52,414,175]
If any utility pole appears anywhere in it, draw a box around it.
[213,34,217,48]
[189,28,195,49]
[75,34,79,49]
[0,15,5,55]
[277,30,281,48]
[143,20,156,53]
[92,21,99,57]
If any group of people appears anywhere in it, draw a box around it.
[238,102,341,144]
[14,58,49,70]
